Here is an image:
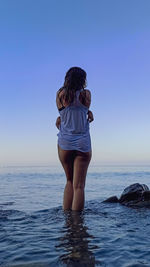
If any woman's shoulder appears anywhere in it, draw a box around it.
[81,89,91,97]
[82,89,91,98]
[84,88,91,93]
[56,87,65,109]
[56,87,64,98]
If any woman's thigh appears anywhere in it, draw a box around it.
[58,145,76,182]
[73,150,92,188]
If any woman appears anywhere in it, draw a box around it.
[56,67,93,211]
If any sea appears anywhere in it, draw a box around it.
[0,164,150,267]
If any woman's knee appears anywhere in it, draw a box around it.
[73,182,85,191]
[66,180,73,185]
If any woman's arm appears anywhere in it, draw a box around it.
[56,116,61,129]
[80,89,91,108]
[85,89,91,108]
[56,88,64,110]
[87,110,94,123]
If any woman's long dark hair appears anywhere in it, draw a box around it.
[61,67,87,104]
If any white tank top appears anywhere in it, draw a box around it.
[57,89,91,152]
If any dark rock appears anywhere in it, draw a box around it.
[103,196,119,203]
[119,183,149,206]
[141,191,150,201]
[119,191,142,204]
[120,183,149,197]
[103,183,150,208]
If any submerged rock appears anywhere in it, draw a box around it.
[103,183,150,207]
[103,196,119,203]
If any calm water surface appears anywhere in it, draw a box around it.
[0,165,150,266]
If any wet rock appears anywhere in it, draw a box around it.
[142,190,150,201]
[103,183,150,208]
[119,183,149,206]
[103,196,119,203]
[120,183,149,199]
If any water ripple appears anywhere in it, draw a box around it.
[1,166,150,266]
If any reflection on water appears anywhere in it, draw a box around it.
[56,211,97,266]
[1,166,150,266]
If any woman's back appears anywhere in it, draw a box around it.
[57,88,91,152]
[59,89,89,135]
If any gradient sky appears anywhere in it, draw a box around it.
[0,0,150,165]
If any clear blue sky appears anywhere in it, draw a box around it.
[0,0,150,165]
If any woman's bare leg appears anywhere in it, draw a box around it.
[58,145,75,210]
[72,150,92,211]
